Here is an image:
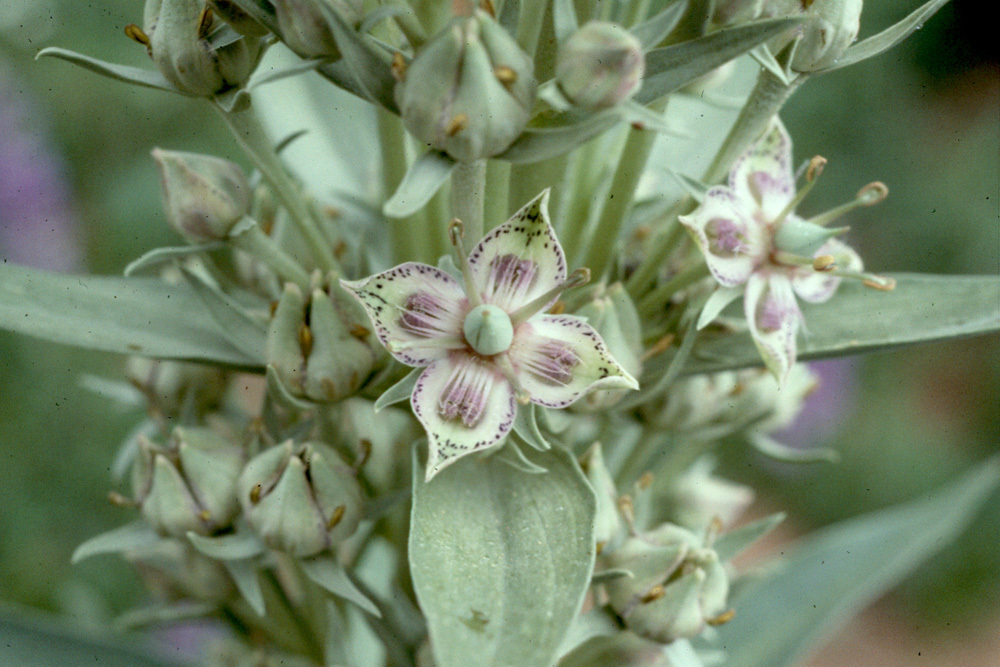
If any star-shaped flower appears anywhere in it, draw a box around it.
[342,191,638,479]
[679,119,893,382]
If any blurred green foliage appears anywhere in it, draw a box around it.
[0,0,996,639]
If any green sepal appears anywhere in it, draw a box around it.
[590,569,634,585]
[35,47,186,96]
[630,0,689,50]
[373,367,422,412]
[558,632,676,667]
[265,364,318,410]
[552,0,579,44]
[222,558,266,616]
[113,601,216,631]
[300,554,382,617]
[749,433,840,464]
[187,530,267,561]
[494,440,549,474]
[713,512,786,562]
[71,522,164,565]
[123,243,227,277]
[383,150,457,218]
[814,0,951,74]
[498,111,619,164]
[637,17,802,103]
[513,403,551,451]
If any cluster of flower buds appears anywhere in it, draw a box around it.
[128,0,263,96]
[395,9,536,162]
[237,440,363,557]
[556,21,645,111]
[265,280,381,403]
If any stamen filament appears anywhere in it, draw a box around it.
[494,354,530,403]
[774,155,826,226]
[808,181,888,228]
[388,336,465,352]
[509,268,590,326]
[828,269,896,291]
[449,219,483,307]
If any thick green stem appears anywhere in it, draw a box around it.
[378,108,431,264]
[484,160,511,232]
[625,209,685,298]
[215,99,339,275]
[579,99,666,275]
[451,160,487,251]
[230,220,312,290]
[509,155,567,229]
[637,261,709,319]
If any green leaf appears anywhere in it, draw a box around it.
[498,112,620,164]
[552,0,579,44]
[637,18,802,103]
[123,243,227,277]
[558,632,672,667]
[187,530,266,560]
[373,367,422,411]
[409,446,596,667]
[717,458,1000,667]
[71,522,163,564]
[383,150,457,218]
[814,0,951,73]
[713,512,786,562]
[631,0,689,50]
[35,48,185,96]
[300,555,382,617]
[684,274,1000,375]
[0,262,264,368]
[223,559,265,616]
[0,603,184,667]
[247,57,332,90]
[180,269,268,363]
[113,601,216,631]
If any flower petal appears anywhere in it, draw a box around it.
[679,187,767,288]
[509,314,639,408]
[791,238,862,303]
[729,119,795,221]
[745,273,800,383]
[468,189,567,312]
[340,263,467,367]
[412,353,516,479]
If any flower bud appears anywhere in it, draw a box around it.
[143,0,263,96]
[125,356,227,416]
[238,441,363,557]
[132,427,245,537]
[669,457,754,529]
[266,282,381,403]
[763,0,863,72]
[152,148,251,243]
[206,0,269,36]
[601,523,730,643]
[396,10,536,162]
[713,0,764,26]
[335,398,420,491]
[571,283,643,410]
[556,21,645,111]
[272,0,362,58]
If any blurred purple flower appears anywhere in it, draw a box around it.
[776,357,858,448]
[0,62,81,271]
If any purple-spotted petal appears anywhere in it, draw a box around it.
[729,119,795,221]
[468,190,567,312]
[412,353,517,480]
[679,187,767,288]
[745,273,800,383]
[340,263,467,367]
[791,238,863,303]
[508,314,639,409]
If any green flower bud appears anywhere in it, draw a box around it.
[396,10,536,162]
[571,283,643,410]
[152,148,251,243]
[272,0,362,59]
[206,0,269,36]
[238,441,363,557]
[713,0,764,26]
[601,523,730,643]
[132,427,245,537]
[763,0,862,72]
[556,21,645,111]
[669,458,754,529]
[335,398,420,491]
[143,0,263,96]
[266,282,381,403]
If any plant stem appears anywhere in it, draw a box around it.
[215,99,340,275]
[637,261,709,319]
[229,219,312,290]
[484,160,511,232]
[515,0,549,57]
[378,108,431,265]
[450,159,486,251]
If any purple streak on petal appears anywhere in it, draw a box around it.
[0,64,82,271]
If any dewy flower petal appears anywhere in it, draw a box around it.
[679,187,766,288]
[745,273,800,382]
[728,118,795,221]
[412,353,517,479]
[510,314,639,408]
[468,190,567,312]
[341,263,467,367]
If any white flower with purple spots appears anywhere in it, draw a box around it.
[680,118,892,382]
[341,191,639,479]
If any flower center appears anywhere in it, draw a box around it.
[462,304,514,356]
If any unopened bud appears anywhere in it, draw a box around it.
[765,0,863,72]
[556,21,645,111]
[272,0,362,59]
[152,148,251,243]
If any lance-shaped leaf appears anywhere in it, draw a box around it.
[631,0,689,50]
[717,458,999,667]
[123,243,227,277]
[0,262,265,368]
[497,111,620,164]
[681,273,1000,375]
[71,522,163,564]
[35,48,185,96]
[815,0,951,74]
[409,446,596,667]
[383,150,457,218]
[637,18,802,104]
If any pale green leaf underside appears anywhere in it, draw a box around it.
[683,273,1000,375]
[0,262,265,368]
[409,446,596,667]
[716,458,999,667]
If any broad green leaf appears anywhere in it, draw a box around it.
[383,150,457,218]
[71,522,163,564]
[0,263,264,368]
[300,555,382,617]
[498,112,620,164]
[683,273,1000,375]
[637,18,802,104]
[35,48,184,96]
[0,604,183,667]
[717,458,1000,667]
[410,446,597,667]
[631,0,689,50]
[815,0,951,73]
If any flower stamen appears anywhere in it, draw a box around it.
[509,267,590,326]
